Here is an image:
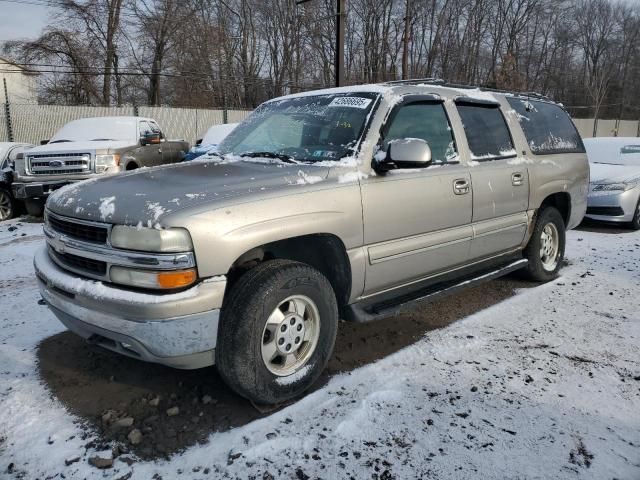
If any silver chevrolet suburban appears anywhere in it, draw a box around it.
[13,116,189,216]
[34,81,589,405]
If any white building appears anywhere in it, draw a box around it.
[0,56,39,104]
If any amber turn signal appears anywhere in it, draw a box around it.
[157,269,197,289]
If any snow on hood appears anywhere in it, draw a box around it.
[46,161,331,226]
[28,140,134,154]
[589,162,640,184]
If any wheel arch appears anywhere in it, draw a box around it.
[227,233,352,307]
[539,191,571,226]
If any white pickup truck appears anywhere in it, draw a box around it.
[13,116,189,216]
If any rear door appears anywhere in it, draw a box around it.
[455,99,529,260]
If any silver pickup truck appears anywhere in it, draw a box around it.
[13,116,189,216]
[34,82,589,405]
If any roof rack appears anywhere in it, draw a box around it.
[380,78,552,102]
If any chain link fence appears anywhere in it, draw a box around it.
[0,103,253,145]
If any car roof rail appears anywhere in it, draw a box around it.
[381,78,553,102]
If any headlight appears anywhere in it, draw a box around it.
[95,154,120,173]
[110,226,193,252]
[592,182,636,192]
[110,266,197,289]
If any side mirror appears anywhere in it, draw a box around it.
[375,138,432,172]
[141,132,161,146]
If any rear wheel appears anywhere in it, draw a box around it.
[522,206,565,282]
[24,198,45,217]
[216,260,338,405]
[629,198,640,231]
[0,188,15,221]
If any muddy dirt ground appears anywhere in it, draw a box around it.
[35,222,627,462]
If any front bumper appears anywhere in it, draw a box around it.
[34,246,225,369]
[13,180,73,199]
[585,186,640,223]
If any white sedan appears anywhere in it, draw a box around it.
[584,137,640,230]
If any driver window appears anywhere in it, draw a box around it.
[139,121,153,137]
[384,102,457,163]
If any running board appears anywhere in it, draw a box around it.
[343,258,528,322]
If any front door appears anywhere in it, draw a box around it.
[361,98,473,296]
[455,100,530,260]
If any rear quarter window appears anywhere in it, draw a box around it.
[507,98,585,155]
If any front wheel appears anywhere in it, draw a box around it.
[629,197,640,231]
[522,207,566,282]
[216,260,338,405]
[0,188,16,221]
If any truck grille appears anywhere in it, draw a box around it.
[48,214,109,244]
[50,248,107,276]
[27,152,92,175]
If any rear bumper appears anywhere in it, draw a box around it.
[585,187,639,222]
[34,246,225,369]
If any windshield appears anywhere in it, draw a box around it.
[217,93,379,163]
[50,117,137,143]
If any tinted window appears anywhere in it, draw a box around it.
[507,98,584,155]
[383,102,457,163]
[456,103,515,160]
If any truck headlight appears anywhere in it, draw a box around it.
[592,182,636,192]
[95,154,120,173]
[110,226,193,252]
[110,266,197,289]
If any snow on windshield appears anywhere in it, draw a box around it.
[50,117,138,143]
[216,93,380,164]
[584,137,640,166]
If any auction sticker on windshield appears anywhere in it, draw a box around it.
[328,97,373,109]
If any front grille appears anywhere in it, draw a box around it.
[586,206,625,216]
[51,249,107,276]
[48,215,108,244]
[28,152,92,175]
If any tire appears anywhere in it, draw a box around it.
[0,187,16,221]
[24,198,45,217]
[629,198,640,231]
[522,206,566,282]
[216,259,338,405]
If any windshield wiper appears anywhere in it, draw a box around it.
[91,138,116,141]
[239,151,299,164]
[49,140,71,144]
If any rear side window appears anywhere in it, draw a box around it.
[507,98,584,155]
[456,103,515,160]
[383,102,457,163]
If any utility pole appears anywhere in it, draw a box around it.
[298,0,346,87]
[335,0,346,87]
[402,0,411,80]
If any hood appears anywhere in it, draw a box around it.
[589,162,640,184]
[46,160,331,226]
[29,140,134,154]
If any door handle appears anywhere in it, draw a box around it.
[512,172,524,186]
[453,178,470,195]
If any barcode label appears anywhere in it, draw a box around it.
[328,97,372,109]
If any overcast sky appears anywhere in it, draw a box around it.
[0,2,50,43]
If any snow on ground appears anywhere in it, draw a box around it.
[0,219,639,479]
